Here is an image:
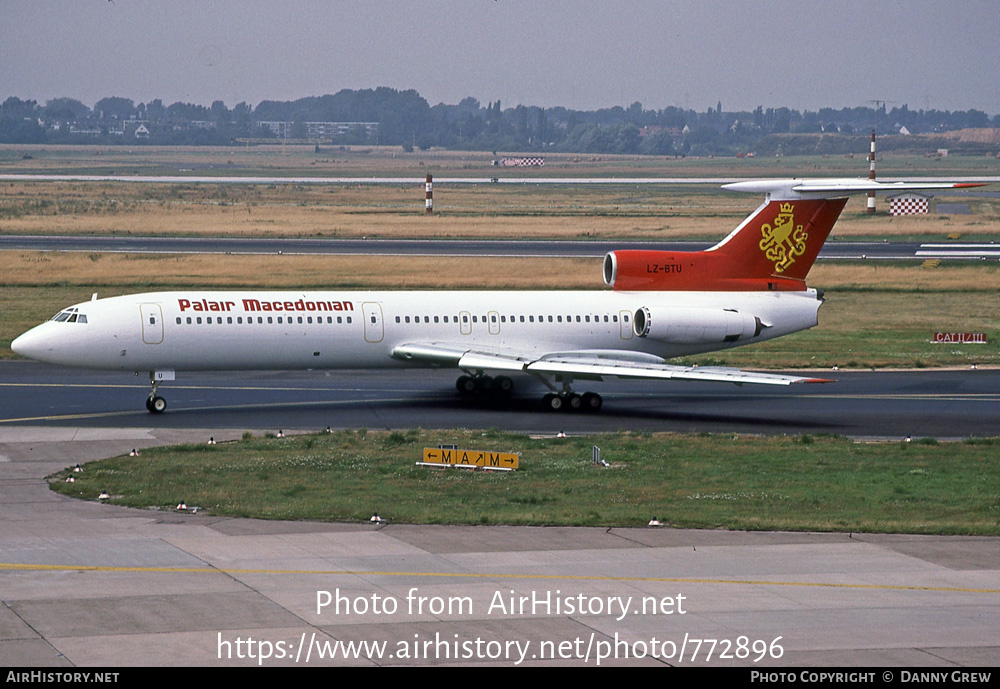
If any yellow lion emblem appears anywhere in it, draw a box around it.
[759,203,808,273]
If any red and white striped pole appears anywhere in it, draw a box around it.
[866,130,876,215]
[425,174,433,214]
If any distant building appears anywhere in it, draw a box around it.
[257,121,379,140]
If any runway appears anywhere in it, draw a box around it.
[4,234,1000,261]
[2,362,1000,438]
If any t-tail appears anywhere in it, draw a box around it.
[604,178,985,292]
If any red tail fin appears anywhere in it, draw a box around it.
[604,197,848,291]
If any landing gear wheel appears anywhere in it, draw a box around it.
[456,375,476,396]
[474,375,495,394]
[494,375,514,396]
[147,395,167,414]
[543,393,563,411]
[565,393,583,411]
[581,392,603,412]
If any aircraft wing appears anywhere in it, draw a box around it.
[391,343,832,386]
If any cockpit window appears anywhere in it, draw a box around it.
[50,307,87,323]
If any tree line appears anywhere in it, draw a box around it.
[2,89,997,156]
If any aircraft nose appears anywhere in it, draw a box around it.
[11,327,52,361]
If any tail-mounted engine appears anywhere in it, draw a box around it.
[633,306,765,344]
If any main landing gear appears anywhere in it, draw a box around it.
[456,373,514,398]
[455,374,603,412]
[541,390,603,413]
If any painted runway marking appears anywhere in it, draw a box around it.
[1,561,997,595]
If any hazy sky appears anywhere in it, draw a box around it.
[3,1,998,114]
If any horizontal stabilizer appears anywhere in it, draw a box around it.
[723,178,986,200]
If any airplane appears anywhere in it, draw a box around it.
[11,177,984,414]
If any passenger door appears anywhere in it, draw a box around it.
[140,303,164,344]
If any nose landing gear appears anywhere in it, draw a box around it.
[144,373,169,414]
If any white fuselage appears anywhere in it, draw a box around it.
[12,288,822,374]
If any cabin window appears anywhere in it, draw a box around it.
[434,316,439,323]
[176,317,181,325]
[186,317,192,324]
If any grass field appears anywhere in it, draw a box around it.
[2,146,999,241]
[4,143,1000,178]
[47,429,1000,534]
